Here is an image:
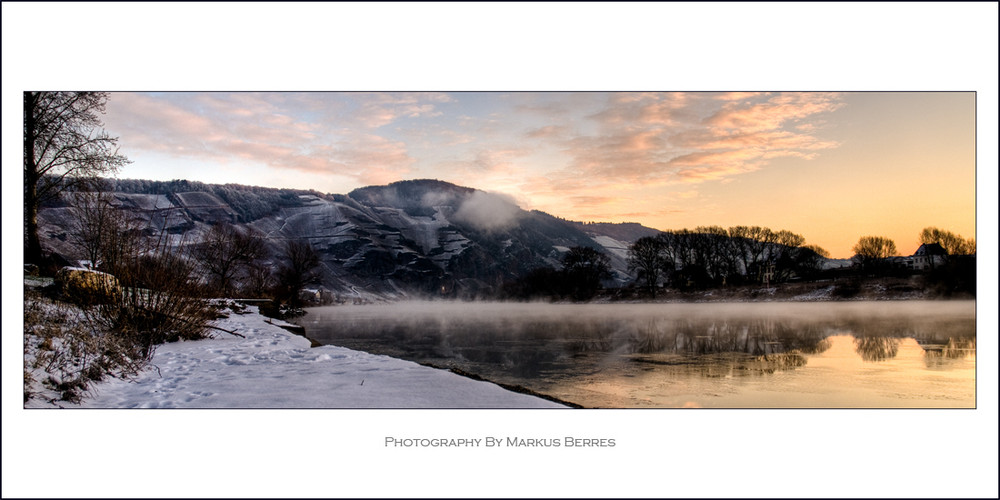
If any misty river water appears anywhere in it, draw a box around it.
[298,300,976,408]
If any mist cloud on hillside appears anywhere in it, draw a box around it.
[453,190,523,231]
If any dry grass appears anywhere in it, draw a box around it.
[24,289,148,404]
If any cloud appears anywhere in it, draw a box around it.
[471,148,528,173]
[705,93,843,133]
[525,125,569,140]
[309,134,414,184]
[489,92,846,225]
[103,91,845,221]
[537,92,843,193]
[711,91,767,102]
[421,190,459,207]
[434,146,534,185]
[348,92,453,128]
[588,92,693,127]
[452,190,523,231]
[569,195,619,207]
[105,92,421,187]
[105,93,225,154]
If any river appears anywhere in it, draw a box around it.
[298,300,976,408]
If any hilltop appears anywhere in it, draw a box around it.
[36,178,663,300]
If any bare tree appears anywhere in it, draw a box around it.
[802,244,830,259]
[628,236,668,296]
[276,239,321,306]
[746,226,777,279]
[70,192,147,280]
[695,226,735,283]
[791,244,830,280]
[852,235,897,271]
[726,226,756,279]
[919,227,976,255]
[770,230,806,281]
[69,189,145,270]
[655,232,681,279]
[774,230,805,254]
[69,190,117,268]
[194,223,267,297]
[657,229,701,276]
[561,246,611,301]
[24,92,130,266]
[244,259,275,298]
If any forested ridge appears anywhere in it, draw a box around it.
[110,178,325,223]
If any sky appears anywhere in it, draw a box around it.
[102,91,975,259]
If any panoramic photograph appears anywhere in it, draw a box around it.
[21,91,976,409]
[5,3,996,500]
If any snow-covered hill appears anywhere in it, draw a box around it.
[37,179,661,300]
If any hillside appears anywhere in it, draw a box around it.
[36,179,661,300]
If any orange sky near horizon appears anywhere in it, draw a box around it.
[625,92,977,258]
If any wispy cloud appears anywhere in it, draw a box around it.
[705,93,842,133]
[524,125,569,140]
[104,91,844,218]
[520,92,843,216]
[104,92,453,185]
[347,92,453,128]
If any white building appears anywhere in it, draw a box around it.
[911,243,948,271]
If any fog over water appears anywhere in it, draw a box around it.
[300,300,976,408]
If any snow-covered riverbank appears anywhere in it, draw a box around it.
[26,304,565,409]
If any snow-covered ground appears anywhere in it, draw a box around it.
[27,304,565,409]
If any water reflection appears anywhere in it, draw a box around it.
[854,336,900,362]
[921,337,977,369]
[307,310,971,371]
[613,318,831,357]
[630,351,808,376]
[299,301,976,408]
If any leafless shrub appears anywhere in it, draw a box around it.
[85,232,214,361]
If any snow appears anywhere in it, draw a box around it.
[32,305,565,409]
[792,285,836,301]
[113,192,174,211]
[590,234,630,259]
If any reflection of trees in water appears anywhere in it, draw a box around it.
[564,321,619,353]
[575,317,831,358]
[839,315,975,341]
[839,317,912,339]
[630,351,808,376]
[745,352,807,373]
[403,316,831,377]
[309,307,975,380]
[799,337,831,355]
[853,329,976,364]
[854,336,900,362]
[922,336,976,369]
[554,317,831,376]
